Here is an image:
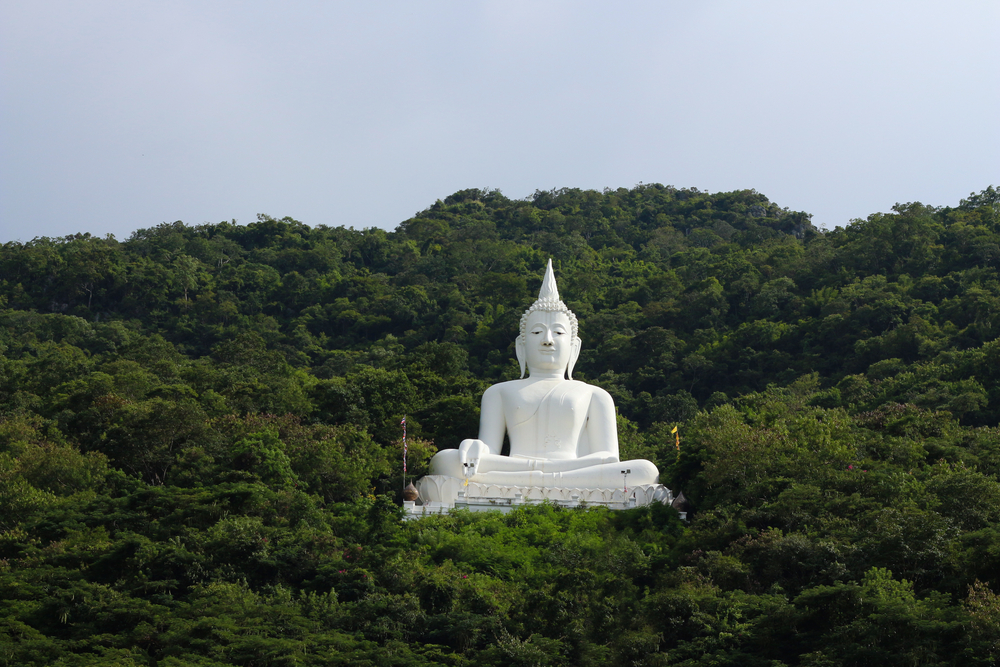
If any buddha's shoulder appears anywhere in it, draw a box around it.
[576,382,615,403]
[487,379,612,399]
[483,381,517,397]
[565,379,611,395]
[485,379,527,393]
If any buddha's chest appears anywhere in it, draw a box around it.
[505,382,591,457]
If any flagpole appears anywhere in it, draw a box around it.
[401,416,407,491]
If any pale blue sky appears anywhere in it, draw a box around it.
[1,1,997,243]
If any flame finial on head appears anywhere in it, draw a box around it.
[538,258,560,302]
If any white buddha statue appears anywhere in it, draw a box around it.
[419,260,661,507]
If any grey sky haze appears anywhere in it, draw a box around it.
[1,0,997,243]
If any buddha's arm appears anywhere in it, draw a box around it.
[475,385,506,454]
[459,385,534,475]
[579,387,621,460]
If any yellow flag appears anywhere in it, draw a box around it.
[671,426,678,434]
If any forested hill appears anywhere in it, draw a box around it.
[2,184,1000,665]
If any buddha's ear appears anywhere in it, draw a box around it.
[515,335,526,378]
[566,337,581,379]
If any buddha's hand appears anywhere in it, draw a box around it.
[458,439,489,477]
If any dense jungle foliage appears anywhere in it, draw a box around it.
[2,183,1000,665]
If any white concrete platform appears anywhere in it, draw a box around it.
[403,476,673,518]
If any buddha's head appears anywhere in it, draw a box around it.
[516,260,581,379]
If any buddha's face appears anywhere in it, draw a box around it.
[524,310,574,374]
